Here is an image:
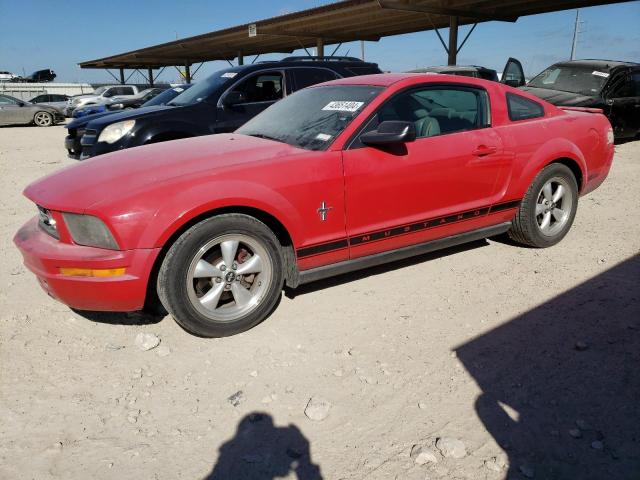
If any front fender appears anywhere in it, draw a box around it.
[133,120,203,145]
[102,179,303,250]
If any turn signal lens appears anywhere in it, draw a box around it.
[59,267,126,277]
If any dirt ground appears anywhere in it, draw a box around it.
[1,124,638,480]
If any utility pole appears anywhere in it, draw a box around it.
[570,9,581,60]
[360,40,365,61]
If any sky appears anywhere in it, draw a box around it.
[0,0,638,84]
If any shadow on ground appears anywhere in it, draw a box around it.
[206,412,322,480]
[72,309,164,326]
[456,255,640,479]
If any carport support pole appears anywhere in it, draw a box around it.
[185,64,191,83]
[119,68,125,84]
[238,51,244,65]
[448,16,458,66]
[148,68,154,86]
[316,38,324,58]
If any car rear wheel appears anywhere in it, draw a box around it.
[509,163,578,248]
[157,214,284,337]
[34,111,53,127]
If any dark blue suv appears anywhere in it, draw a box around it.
[65,57,381,159]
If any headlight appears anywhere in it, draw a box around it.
[62,213,119,250]
[97,120,135,144]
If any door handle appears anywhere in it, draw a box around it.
[473,145,497,156]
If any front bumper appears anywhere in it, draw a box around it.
[13,217,161,312]
[65,134,82,155]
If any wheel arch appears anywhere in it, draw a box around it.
[143,205,298,312]
[524,138,588,194]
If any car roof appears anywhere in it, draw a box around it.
[218,58,379,74]
[319,72,500,88]
[408,65,495,73]
[553,59,639,71]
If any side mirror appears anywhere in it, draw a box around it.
[222,91,246,107]
[360,120,416,146]
[18,101,25,107]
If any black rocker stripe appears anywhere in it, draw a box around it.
[489,200,521,213]
[296,239,349,258]
[296,199,521,259]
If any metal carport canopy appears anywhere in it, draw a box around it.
[79,0,633,72]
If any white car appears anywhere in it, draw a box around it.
[66,85,140,114]
[0,71,18,82]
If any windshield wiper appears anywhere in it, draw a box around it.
[247,133,284,143]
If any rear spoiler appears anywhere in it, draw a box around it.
[559,106,603,114]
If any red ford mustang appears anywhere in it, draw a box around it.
[14,74,614,337]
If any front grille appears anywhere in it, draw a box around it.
[37,206,59,239]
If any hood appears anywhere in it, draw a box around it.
[24,134,301,212]
[66,105,170,130]
[519,86,599,107]
[87,105,175,129]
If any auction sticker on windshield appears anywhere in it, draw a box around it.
[592,71,610,78]
[221,72,238,78]
[322,101,364,112]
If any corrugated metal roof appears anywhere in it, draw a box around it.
[79,0,634,69]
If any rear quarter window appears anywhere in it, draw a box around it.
[507,93,544,121]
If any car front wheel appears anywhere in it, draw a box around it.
[509,163,578,248]
[157,214,284,337]
[34,111,53,127]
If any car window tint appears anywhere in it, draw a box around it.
[233,72,283,103]
[51,95,68,101]
[0,95,17,105]
[507,93,544,121]
[364,86,489,140]
[292,68,339,90]
[632,73,640,96]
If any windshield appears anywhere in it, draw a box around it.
[93,86,108,95]
[237,85,383,151]
[168,68,240,106]
[143,85,192,107]
[528,65,609,96]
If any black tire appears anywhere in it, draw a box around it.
[157,214,284,337]
[33,111,53,127]
[509,163,578,248]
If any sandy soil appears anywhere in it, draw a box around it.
[1,124,638,480]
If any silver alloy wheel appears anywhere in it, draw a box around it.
[34,112,52,126]
[186,234,273,322]
[535,176,573,237]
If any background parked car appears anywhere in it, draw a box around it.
[72,87,168,118]
[0,94,64,126]
[521,59,640,139]
[0,70,18,82]
[68,57,381,159]
[29,94,70,115]
[15,69,57,82]
[65,84,193,155]
[65,85,140,116]
[409,58,526,86]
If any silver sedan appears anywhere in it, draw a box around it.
[0,94,65,127]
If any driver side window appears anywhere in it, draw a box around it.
[232,71,283,104]
[355,85,489,147]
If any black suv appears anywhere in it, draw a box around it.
[66,57,381,159]
[521,59,640,139]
